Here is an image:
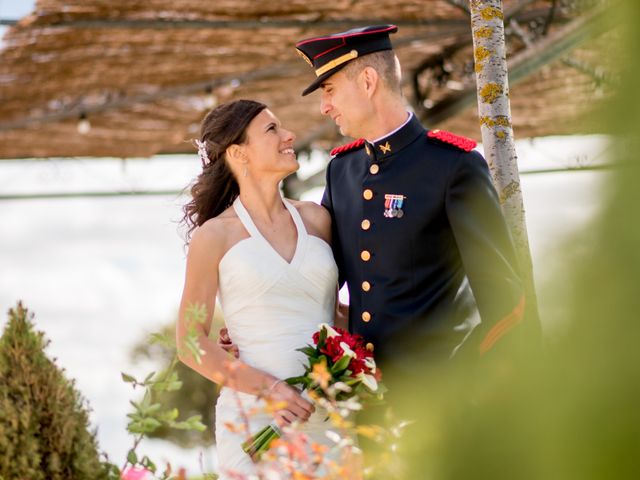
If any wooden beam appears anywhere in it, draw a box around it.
[37,18,470,29]
[423,4,615,126]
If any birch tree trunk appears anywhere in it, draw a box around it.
[469,0,541,328]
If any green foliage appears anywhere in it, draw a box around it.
[128,319,220,449]
[120,336,208,477]
[0,302,111,480]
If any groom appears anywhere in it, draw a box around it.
[293,25,529,378]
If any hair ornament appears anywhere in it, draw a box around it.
[195,139,209,167]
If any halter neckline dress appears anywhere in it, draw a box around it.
[214,196,339,478]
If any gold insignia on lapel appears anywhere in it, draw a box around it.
[379,141,391,154]
[365,144,371,156]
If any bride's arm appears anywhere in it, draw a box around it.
[176,221,313,423]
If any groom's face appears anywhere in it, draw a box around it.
[319,70,370,139]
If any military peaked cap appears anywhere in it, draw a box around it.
[295,24,398,96]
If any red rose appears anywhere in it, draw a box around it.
[320,336,343,361]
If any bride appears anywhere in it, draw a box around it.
[176,99,345,478]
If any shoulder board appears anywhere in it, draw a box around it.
[427,129,477,152]
[330,138,365,157]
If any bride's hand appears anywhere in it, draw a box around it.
[268,380,315,427]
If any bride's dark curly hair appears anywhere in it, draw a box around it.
[182,99,267,242]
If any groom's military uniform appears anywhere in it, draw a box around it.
[296,25,527,372]
[323,117,525,368]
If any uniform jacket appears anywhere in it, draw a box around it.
[322,114,525,367]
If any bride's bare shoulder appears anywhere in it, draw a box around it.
[190,205,247,256]
[288,199,331,244]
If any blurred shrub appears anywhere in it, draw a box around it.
[0,302,111,479]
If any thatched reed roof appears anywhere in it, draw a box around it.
[0,0,615,159]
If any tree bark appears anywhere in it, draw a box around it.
[468,0,541,330]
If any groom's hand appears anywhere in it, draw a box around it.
[217,327,239,358]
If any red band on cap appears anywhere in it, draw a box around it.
[296,25,398,56]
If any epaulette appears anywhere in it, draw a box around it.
[427,129,477,152]
[330,138,365,157]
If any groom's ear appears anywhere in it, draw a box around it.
[359,66,380,99]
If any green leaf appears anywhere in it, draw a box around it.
[127,449,138,465]
[142,417,162,432]
[330,354,351,374]
[128,421,146,434]
[297,345,317,357]
[159,408,179,422]
[121,372,137,383]
[141,456,157,473]
[149,332,173,347]
[145,402,162,414]
[143,372,156,384]
[285,376,307,386]
[317,327,328,347]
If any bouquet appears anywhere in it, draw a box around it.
[242,323,385,461]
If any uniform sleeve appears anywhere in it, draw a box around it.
[321,159,346,288]
[445,150,525,356]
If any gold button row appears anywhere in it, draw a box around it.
[369,164,379,175]
[363,189,373,200]
[360,250,371,262]
[361,219,371,230]
[362,281,371,292]
[362,311,371,322]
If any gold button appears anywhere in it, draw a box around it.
[360,250,371,261]
[362,311,371,322]
[363,189,373,200]
[361,219,371,230]
[366,342,374,351]
[369,164,379,174]
[362,281,371,292]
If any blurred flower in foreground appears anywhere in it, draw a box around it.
[121,466,152,480]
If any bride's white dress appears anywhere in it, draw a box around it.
[214,196,339,478]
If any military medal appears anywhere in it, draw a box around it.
[384,194,405,218]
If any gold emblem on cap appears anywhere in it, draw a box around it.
[296,48,313,67]
[315,49,358,77]
[379,142,391,154]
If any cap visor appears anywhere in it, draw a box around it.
[300,64,349,96]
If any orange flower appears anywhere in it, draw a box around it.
[310,358,331,389]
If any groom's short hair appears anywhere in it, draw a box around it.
[341,50,403,96]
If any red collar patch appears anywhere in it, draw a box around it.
[427,129,477,152]
[330,138,365,156]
